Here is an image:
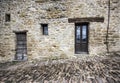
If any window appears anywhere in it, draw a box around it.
[5,13,11,22]
[75,23,89,54]
[0,11,1,22]
[41,24,48,35]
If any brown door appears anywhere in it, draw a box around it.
[75,23,88,54]
[15,32,27,60]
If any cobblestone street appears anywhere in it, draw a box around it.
[0,52,120,83]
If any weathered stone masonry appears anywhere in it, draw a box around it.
[0,0,120,61]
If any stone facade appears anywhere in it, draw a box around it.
[0,0,120,62]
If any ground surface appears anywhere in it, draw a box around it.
[0,52,120,83]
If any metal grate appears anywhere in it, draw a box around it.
[15,32,27,60]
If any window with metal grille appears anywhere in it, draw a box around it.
[41,24,48,35]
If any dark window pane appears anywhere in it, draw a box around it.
[44,26,48,35]
[5,13,10,22]
[82,25,87,42]
[82,25,87,36]
[82,35,87,42]
[41,24,48,35]
[76,26,80,43]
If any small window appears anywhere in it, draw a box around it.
[0,11,1,22]
[41,24,48,35]
[5,13,11,22]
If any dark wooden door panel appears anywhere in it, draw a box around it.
[81,44,87,52]
[75,44,81,53]
[75,23,88,54]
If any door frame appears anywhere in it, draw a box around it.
[13,30,28,61]
[74,22,89,54]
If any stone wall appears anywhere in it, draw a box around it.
[0,0,120,61]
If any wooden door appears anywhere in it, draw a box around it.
[75,23,88,54]
[15,32,27,60]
